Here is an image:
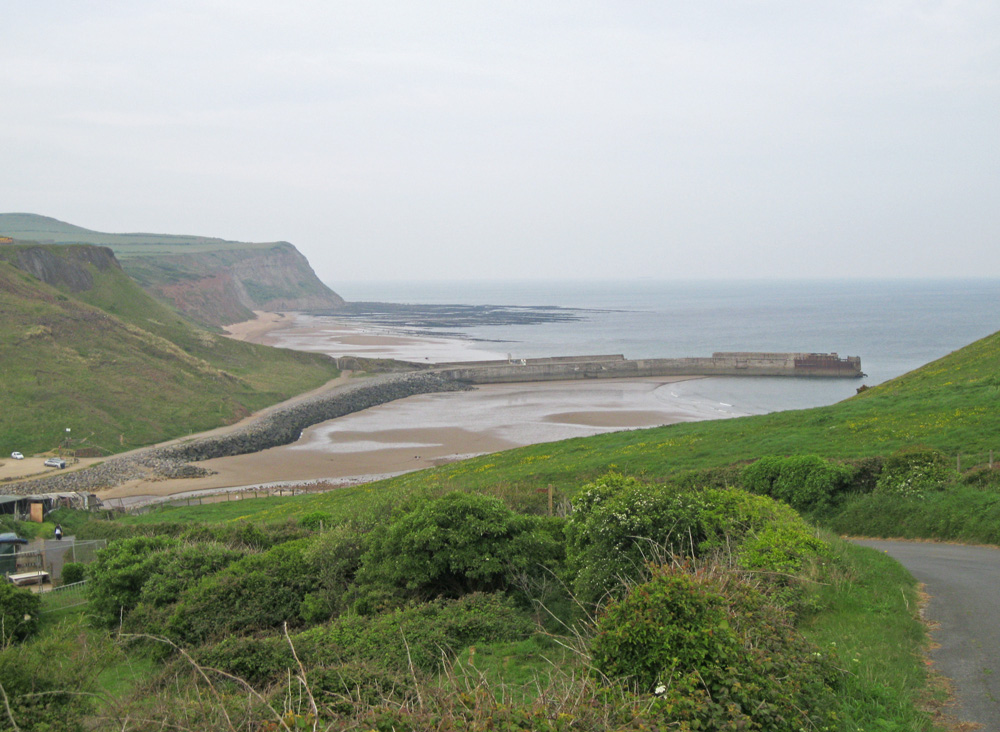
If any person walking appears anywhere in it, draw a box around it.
[54,524,63,540]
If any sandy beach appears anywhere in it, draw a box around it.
[92,311,743,505]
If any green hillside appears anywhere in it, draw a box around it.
[367,327,1000,496]
[0,246,338,456]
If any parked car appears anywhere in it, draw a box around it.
[10,452,23,460]
[43,457,66,469]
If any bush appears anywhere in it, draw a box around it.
[60,562,87,585]
[741,455,854,513]
[297,511,333,531]
[167,538,319,646]
[960,465,1000,489]
[876,446,954,499]
[844,455,884,494]
[0,582,42,643]
[136,541,245,608]
[198,634,294,686]
[355,492,563,603]
[299,524,368,623]
[87,535,179,627]
[564,473,826,606]
[294,592,535,673]
[590,565,839,731]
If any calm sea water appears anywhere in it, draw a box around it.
[326,279,1000,415]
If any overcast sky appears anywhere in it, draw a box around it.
[2,2,998,282]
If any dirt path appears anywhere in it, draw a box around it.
[853,539,1000,729]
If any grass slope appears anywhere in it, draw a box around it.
[0,251,338,456]
[376,327,1000,495]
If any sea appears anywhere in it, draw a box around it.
[327,278,1000,416]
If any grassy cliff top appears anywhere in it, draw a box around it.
[0,213,276,257]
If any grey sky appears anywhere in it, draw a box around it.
[2,2,997,282]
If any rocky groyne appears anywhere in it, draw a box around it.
[5,372,467,496]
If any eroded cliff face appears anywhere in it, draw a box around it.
[0,215,345,329]
[3,245,120,293]
[123,242,345,328]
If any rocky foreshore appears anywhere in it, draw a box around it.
[6,372,468,496]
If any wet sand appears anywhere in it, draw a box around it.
[94,311,743,503]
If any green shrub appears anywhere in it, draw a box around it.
[355,492,563,603]
[294,592,535,673]
[60,562,87,585]
[197,634,294,686]
[0,582,42,643]
[135,541,245,608]
[741,454,854,512]
[844,455,884,494]
[297,511,333,531]
[167,538,319,646]
[564,473,826,606]
[875,446,954,499]
[86,535,179,627]
[299,524,368,623]
[590,565,839,731]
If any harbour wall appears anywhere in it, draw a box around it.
[433,352,863,384]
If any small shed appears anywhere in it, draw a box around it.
[0,532,28,575]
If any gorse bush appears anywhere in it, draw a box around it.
[590,564,840,731]
[87,536,247,631]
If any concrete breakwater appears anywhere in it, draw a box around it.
[430,352,864,384]
[5,372,468,496]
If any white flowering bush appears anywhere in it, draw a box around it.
[875,447,953,500]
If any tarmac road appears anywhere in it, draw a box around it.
[853,539,1000,728]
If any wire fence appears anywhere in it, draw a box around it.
[954,450,997,472]
[9,539,106,583]
[40,580,89,613]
